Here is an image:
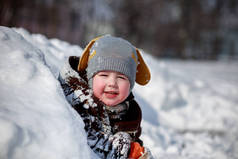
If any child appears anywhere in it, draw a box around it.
[59,35,154,159]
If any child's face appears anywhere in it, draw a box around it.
[92,71,130,106]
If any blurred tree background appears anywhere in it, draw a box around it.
[1,0,238,60]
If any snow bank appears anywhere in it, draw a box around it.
[0,26,97,159]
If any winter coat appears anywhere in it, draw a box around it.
[58,56,144,159]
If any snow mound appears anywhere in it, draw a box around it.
[0,26,97,159]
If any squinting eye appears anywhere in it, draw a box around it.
[99,74,108,77]
[118,76,127,80]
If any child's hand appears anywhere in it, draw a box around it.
[129,142,145,159]
[108,132,131,158]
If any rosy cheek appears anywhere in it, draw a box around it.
[93,79,105,98]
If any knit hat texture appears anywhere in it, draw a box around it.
[78,35,151,90]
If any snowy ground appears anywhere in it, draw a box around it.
[0,26,238,159]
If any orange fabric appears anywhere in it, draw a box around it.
[129,142,145,159]
[135,49,151,85]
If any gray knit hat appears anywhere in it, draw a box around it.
[88,35,137,89]
[78,35,151,90]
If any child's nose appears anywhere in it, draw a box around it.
[108,76,117,87]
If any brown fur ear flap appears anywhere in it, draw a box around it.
[135,49,151,85]
[78,36,101,72]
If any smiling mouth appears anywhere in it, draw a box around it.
[104,91,118,98]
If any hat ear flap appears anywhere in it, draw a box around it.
[78,37,101,72]
[135,48,151,85]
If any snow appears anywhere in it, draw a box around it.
[134,58,238,158]
[0,26,97,159]
[0,26,238,159]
